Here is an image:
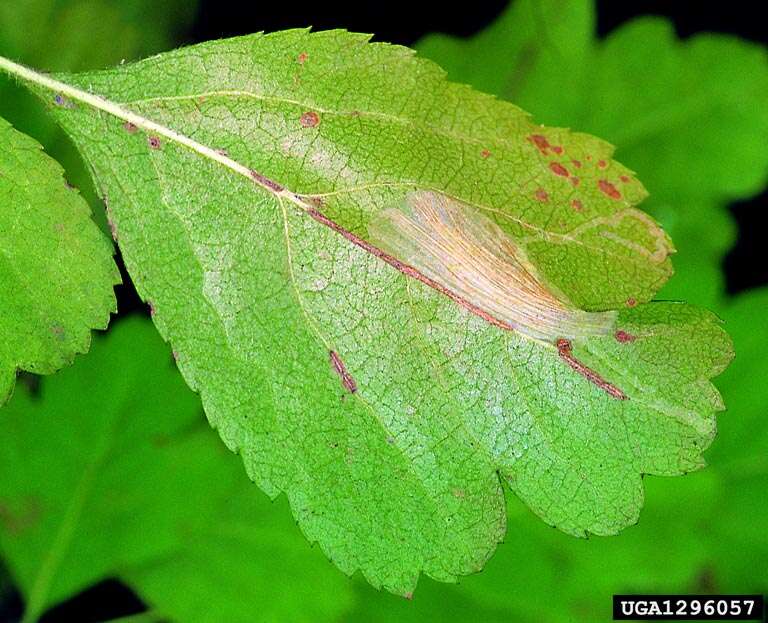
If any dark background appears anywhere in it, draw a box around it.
[2,1,766,621]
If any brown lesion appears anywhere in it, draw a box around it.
[329,350,357,394]
[307,205,517,334]
[615,330,636,343]
[364,191,616,341]
[556,339,627,400]
[249,169,284,193]
[0,497,42,536]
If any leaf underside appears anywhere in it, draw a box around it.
[0,116,117,405]
[30,29,732,593]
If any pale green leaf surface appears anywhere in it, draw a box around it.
[417,0,768,306]
[0,317,353,622]
[347,296,765,620]
[9,29,732,593]
[0,115,116,405]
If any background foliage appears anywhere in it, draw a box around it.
[0,1,765,621]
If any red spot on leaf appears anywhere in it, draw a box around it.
[297,52,308,64]
[123,121,137,133]
[571,159,582,168]
[549,162,569,177]
[586,155,593,161]
[302,194,325,209]
[626,297,637,308]
[620,175,630,183]
[481,149,491,159]
[598,159,607,169]
[556,338,571,352]
[148,136,161,150]
[570,199,583,212]
[528,134,550,154]
[598,179,621,200]
[551,145,564,155]
[300,111,320,128]
[534,188,549,202]
[570,176,580,187]
[615,330,636,343]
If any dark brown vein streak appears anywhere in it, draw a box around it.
[556,339,628,400]
[329,350,358,393]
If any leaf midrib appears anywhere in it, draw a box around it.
[0,55,668,324]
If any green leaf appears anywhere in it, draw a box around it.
[126,473,355,623]
[0,0,198,73]
[0,115,116,405]
[702,288,768,592]
[0,28,732,593]
[0,317,354,622]
[349,475,721,623]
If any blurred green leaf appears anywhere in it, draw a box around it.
[0,0,199,228]
[417,0,768,306]
[0,115,117,406]
[703,288,768,592]
[0,318,353,622]
[0,0,196,72]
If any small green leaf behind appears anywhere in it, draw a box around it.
[0,317,354,622]
[0,116,117,405]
